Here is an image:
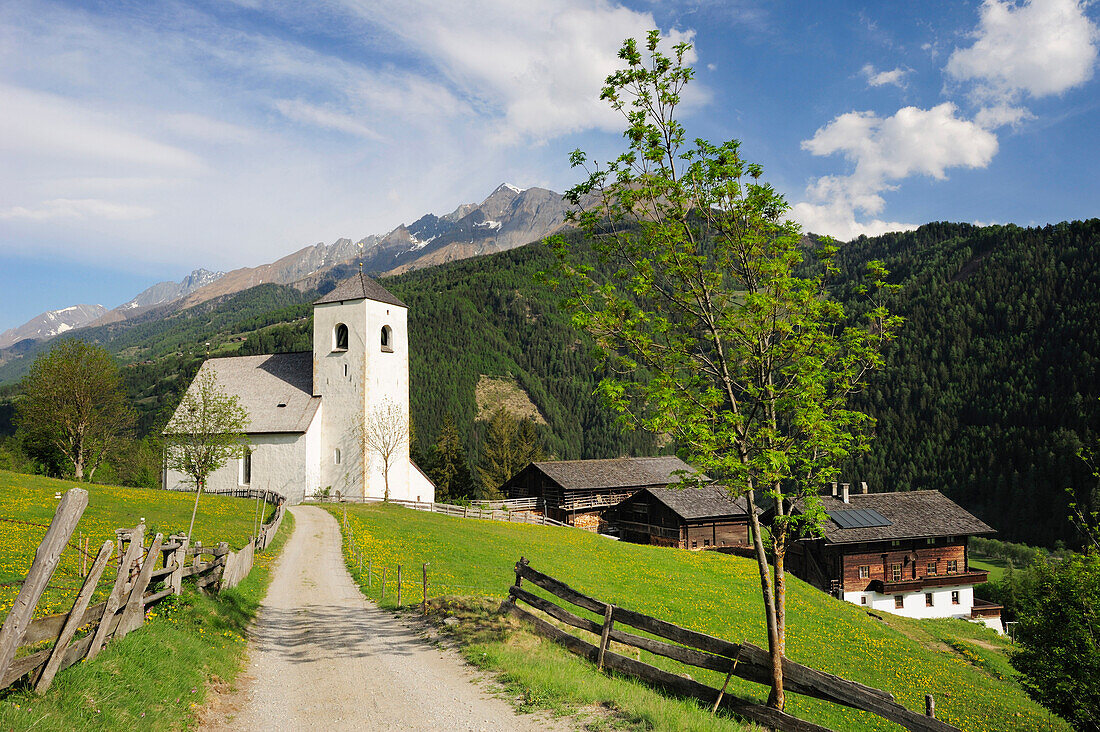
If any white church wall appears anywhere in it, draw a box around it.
[408,460,436,504]
[303,405,323,500]
[313,294,414,501]
[314,299,369,497]
[164,432,311,504]
[363,298,410,500]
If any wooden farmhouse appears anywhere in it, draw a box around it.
[607,485,754,550]
[785,484,1003,632]
[501,456,698,531]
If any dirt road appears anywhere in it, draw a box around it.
[203,505,566,731]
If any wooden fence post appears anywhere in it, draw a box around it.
[368,558,373,589]
[925,694,935,718]
[117,533,163,637]
[35,540,114,694]
[397,565,402,606]
[87,523,145,661]
[381,566,387,601]
[712,648,743,714]
[0,488,88,682]
[597,604,614,671]
[422,563,429,616]
[169,533,188,595]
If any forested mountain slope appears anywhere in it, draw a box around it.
[4,219,1096,546]
[833,220,1100,547]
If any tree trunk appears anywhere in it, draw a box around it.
[187,479,204,543]
[743,487,785,709]
[770,533,788,710]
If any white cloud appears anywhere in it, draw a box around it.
[339,0,698,143]
[861,64,909,88]
[946,0,1098,124]
[0,84,205,171]
[793,104,998,240]
[0,198,155,221]
[274,99,383,140]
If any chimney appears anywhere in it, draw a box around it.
[841,483,850,504]
[831,482,838,497]
[861,481,869,494]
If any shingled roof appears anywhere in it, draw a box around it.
[796,490,995,544]
[165,352,320,435]
[314,272,405,308]
[640,485,752,519]
[530,456,699,492]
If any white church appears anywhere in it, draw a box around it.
[163,273,435,505]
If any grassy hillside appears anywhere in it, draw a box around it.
[0,470,272,620]
[331,503,1065,732]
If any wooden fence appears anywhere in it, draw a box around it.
[502,558,960,732]
[0,487,285,695]
[310,495,569,527]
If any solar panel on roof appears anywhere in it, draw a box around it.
[828,508,893,529]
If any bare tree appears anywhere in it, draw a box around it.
[359,399,408,502]
[164,369,250,541]
[16,339,134,481]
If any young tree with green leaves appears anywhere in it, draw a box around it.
[164,369,250,541]
[16,339,135,481]
[548,32,899,709]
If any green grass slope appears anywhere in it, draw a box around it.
[333,503,1065,732]
[0,470,273,620]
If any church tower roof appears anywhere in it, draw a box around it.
[313,272,406,308]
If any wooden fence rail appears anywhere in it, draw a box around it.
[309,495,569,527]
[0,489,285,696]
[503,559,960,732]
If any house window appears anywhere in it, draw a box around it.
[951,591,960,605]
[947,559,958,574]
[895,595,904,609]
[925,593,934,607]
[334,448,341,465]
[858,565,870,579]
[891,540,901,547]
[239,450,252,486]
[891,563,902,582]
[334,323,349,351]
[926,538,936,545]
[927,561,937,576]
[691,540,697,549]
[703,539,710,547]
[860,596,867,605]
[381,325,393,352]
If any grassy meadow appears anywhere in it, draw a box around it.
[0,470,274,621]
[330,502,1066,732]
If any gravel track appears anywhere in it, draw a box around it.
[202,505,567,731]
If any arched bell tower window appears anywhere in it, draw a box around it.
[333,323,349,352]
[381,325,393,353]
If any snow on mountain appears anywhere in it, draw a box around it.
[0,303,108,349]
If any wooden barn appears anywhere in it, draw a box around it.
[608,485,754,549]
[501,456,698,531]
[784,484,1002,631]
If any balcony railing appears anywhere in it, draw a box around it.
[872,570,989,594]
[613,519,681,540]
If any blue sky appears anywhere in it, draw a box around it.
[1,0,1097,333]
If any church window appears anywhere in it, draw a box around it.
[334,448,341,465]
[334,323,349,351]
[343,363,348,378]
[381,325,393,353]
[239,450,252,486]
